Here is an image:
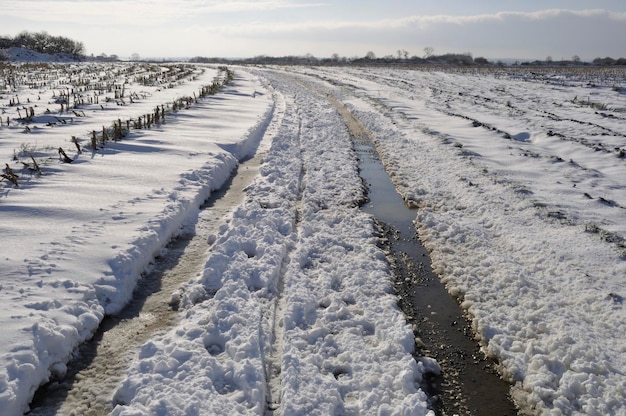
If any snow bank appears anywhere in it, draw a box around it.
[0,67,274,415]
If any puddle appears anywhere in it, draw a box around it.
[27,153,265,416]
[331,97,518,416]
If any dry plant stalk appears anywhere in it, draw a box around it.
[1,164,19,186]
[72,136,81,153]
[58,147,72,163]
[30,154,42,175]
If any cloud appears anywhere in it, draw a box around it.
[1,0,326,26]
[189,0,326,13]
[180,7,626,59]
[2,0,183,25]
[186,8,626,35]
[391,8,626,27]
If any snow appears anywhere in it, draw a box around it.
[1,61,626,415]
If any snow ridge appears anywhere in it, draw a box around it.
[277,78,432,416]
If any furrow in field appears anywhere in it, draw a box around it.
[324,67,626,416]
[324,67,626,247]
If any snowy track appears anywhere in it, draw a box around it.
[28,142,270,415]
[111,72,433,415]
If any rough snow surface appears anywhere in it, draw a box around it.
[111,71,433,416]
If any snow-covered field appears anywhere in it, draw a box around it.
[1,62,626,415]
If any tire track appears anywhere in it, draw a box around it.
[110,69,434,415]
[261,72,430,415]
[263,91,305,415]
[27,153,271,416]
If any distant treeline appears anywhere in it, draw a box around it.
[189,53,483,66]
[0,31,85,58]
[590,57,626,66]
[190,53,626,67]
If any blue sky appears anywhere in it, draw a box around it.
[1,0,625,60]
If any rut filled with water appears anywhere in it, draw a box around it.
[331,96,518,416]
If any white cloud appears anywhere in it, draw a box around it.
[181,8,626,60]
[185,8,626,36]
[2,0,185,25]
[1,0,326,26]
[189,0,326,13]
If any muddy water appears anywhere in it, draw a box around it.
[332,98,518,416]
[27,155,265,416]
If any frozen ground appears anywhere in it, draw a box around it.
[1,62,626,415]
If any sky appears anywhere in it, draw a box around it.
[1,0,625,60]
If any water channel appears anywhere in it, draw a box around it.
[332,97,518,416]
